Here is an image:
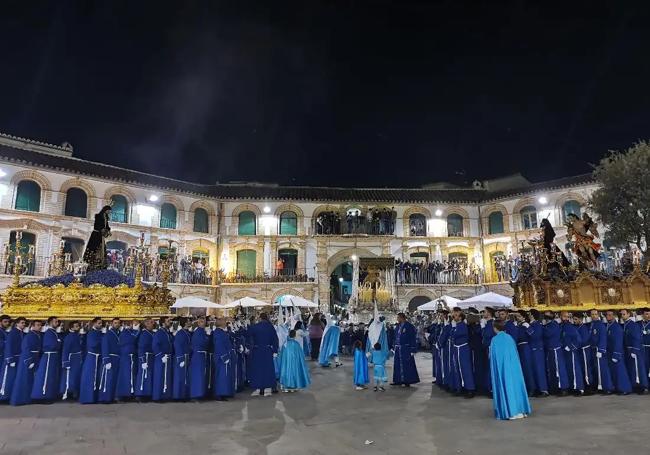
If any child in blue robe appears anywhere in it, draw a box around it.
[370,342,388,391]
[353,340,369,390]
[318,318,341,368]
[489,320,531,420]
[279,330,311,392]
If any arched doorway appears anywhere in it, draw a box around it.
[62,237,85,263]
[330,261,353,309]
[408,295,431,312]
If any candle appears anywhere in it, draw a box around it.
[16,231,22,240]
[60,239,66,249]
[15,255,21,266]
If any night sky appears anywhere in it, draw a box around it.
[2,1,649,188]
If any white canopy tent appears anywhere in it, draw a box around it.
[417,295,462,311]
[222,296,270,309]
[458,292,512,310]
[274,294,319,308]
[171,296,221,309]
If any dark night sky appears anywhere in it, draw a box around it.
[1,1,649,188]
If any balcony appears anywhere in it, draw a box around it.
[220,268,314,284]
[314,212,396,236]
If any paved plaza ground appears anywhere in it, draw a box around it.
[0,353,647,455]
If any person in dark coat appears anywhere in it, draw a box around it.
[248,313,279,396]
[391,313,420,386]
[83,205,112,271]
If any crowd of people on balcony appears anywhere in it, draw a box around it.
[395,258,484,285]
[315,208,396,235]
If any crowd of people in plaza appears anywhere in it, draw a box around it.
[425,306,650,405]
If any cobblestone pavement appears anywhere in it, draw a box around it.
[0,353,645,455]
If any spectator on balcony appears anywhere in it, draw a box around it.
[276,258,285,276]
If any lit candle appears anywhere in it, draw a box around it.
[60,239,66,249]
[15,255,21,266]
[16,231,22,241]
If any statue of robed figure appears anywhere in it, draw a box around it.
[83,205,113,271]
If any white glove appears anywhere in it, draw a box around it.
[631,353,637,359]
[366,352,372,359]
[411,352,415,357]
[28,363,35,369]
[480,319,486,329]
[244,348,250,354]
[273,353,278,358]
[522,323,530,328]
[141,363,148,370]
[612,358,618,363]
[224,359,230,364]
[179,361,185,367]
[79,328,86,334]
[105,363,112,370]
[238,346,244,353]
[9,362,16,367]
[564,346,570,352]
[65,366,71,370]
[451,321,457,328]
[162,355,168,364]
[205,328,212,335]
[596,352,603,359]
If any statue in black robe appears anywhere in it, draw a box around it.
[83,205,112,271]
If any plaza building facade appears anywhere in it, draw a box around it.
[0,132,599,312]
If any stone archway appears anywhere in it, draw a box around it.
[408,295,431,312]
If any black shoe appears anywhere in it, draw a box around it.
[373,387,378,392]
[638,388,648,395]
[539,391,550,397]
[574,390,584,397]
[465,391,475,399]
[390,383,399,386]
[558,390,569,397]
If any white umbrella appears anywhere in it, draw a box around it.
[459,292,512,310]
[171,296,221,309]
[274,294,318,308]
[223,296,270,308]
[417,295,461,311]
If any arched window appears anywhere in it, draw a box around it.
[562,200,582,223]
[238,211,256,235]
[409,214,427,236]
[15,180,41,212]
[193,208,209,233]
[488,212,504,235]
[279,211,298,235]
[236,249,257,277]
[64,188,88,218]
[110,195,128,223]
[160,203,177,229]
[447,214,464,237]
[520,206,538,230]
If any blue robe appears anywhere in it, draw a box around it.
[392,321,420,385]
[560,321,585,392]
[640,320,650,381]
[437,323,452,388]
[0,329,4,380]
[135,329,154,397]
[116,328,139,399]
[371,349,388,382]
[319,325,341,366]
[504,320,518,340]
[1,327,23,401]
[152,328,174,401]
[515,324,535,394]
[280,338,311,390]
[248,320,279,390]
[98,328,121,402]
[10,330,42,406]
[366,323,390,360]
[481,319,495,392]
[469,323,485,392]
[576,323,594,389]
[623,319,648,389]
[212,328,235,397]
[190,327,210,399]
[590,319,613,392]
[353,347,369,386]
[543,320,568,392]
[31,328,62,401]
[173,328,192,400]
[79,328,103,404]
[451,321,475,392]
[526,321,548,393]
[607,321,632,393]
[490,331,532,420]
[60,331,83,399]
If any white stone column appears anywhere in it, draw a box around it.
[263,238,271,275]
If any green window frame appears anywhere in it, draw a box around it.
[279,211,298,235]
[160,203,177,229]
[193,208,209,233]
[238,211,256,236]
[64,187,88,218]
[110,195,128,223]
[15,180,41,212]
[488,212,504,235]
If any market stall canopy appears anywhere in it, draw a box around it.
[459,292,512,310]
[274,294,319,308]
[417,295,462,311]
[222,296,270,308]
[171,296,221,309]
